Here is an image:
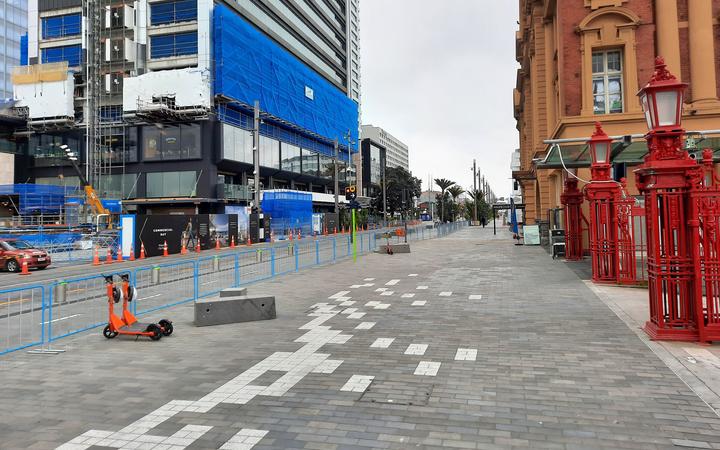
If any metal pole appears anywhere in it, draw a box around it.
[382,155,387,226]
[473,159,478,223]
[334,139,339,214]
[352,208,357,262]
[253,100,261,212]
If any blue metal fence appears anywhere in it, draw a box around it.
[0,223,466,355]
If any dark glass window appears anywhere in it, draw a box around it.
[142,124,201,161]
[301,149,318,177]
[146,171,197,197]
[259,136,280,169]
[41,44,81,66]
[281,143,301,173]
[150,32,197,59]
[319,155,334,179]
[150,0,197,25]
[42,13,81,39]
[222,124,252,163]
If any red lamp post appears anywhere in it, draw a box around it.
[560,177,584,261]
[635,57,699,341]
[585,122,619,283]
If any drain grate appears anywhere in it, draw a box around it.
[358,380,434,406]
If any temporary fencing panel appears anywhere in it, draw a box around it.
[0,285,45,354]
[274,244,297,275]
[49,274,116,340]
[237,249,272,284]
[134,261,197,315]
[197,254,238,298]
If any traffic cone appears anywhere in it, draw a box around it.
[216,237,221,250]
[181,241,187,255]
[163,240,169,257]
[140,243,146,259]
[323,226,328,236]
[270,231,275,243]
[19,259,30,276]
[298,229,302,240]
[117,245,123,262]
[129,246,136,261]
[92,247,101,266]
[195,240,201,253]
[105,248,113,264]
[247,236,252,246]
[333,227,337,234]
[289,230,293,241]
[230,236,236,248]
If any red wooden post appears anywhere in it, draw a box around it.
[635,57,699,341]
[560,178,584,261]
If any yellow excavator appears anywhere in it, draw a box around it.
[61,145,113,229]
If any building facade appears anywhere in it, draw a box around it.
[359,137,386,199]
[513,0,720,224]
[361,125,409,172]
[5,0,360,214]
[1,0,27,99]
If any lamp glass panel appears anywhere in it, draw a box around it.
[656,91,679,126]
[594,143,608,164]
[640,94,653,129]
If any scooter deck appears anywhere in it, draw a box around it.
[119,323,151,332]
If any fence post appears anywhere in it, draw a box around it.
[234,253,240,287]
[315,240,320,265]
[48,284,54,343]
[40,285,46,347]
[193,260,199,301]
[132,269,138,315]
[333,237,337,262]
[294,243,299,271]
[271,247,276,277]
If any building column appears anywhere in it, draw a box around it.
[654,0,681,79]
[688,0,719,106]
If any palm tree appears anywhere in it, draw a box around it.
[447,186,465,221]
[434,178,455,222]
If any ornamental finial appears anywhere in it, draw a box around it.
[650,56,677,82]
[592,122,607,138]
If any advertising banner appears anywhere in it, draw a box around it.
[134,214,239,257]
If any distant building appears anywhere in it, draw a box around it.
[361,125,409,172]
[1,0,27,99]
[359,137,386,199]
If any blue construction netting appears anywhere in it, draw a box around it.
[261,190,313,238]
[20,34,28,66]
[0,184,74,214]
[213,4,359,153]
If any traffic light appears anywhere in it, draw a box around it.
[345,185,357,201]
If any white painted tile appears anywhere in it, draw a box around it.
[411,300,427,306]
[329,291,351,299]
[365,301,380,306]
[370,338,395,348]
[414,361,441,376]
[386,279,400,286]
[348,312,366,319]
[454,348,478,361]
[355,322,376,330]
[312,359,343,374]
[374,303,390,310]
[341,308,358,315]
[468,295,483,300]
[350,285,363,289]
[401,293,415,298]
[380,291,394,296]
[417,285,428,290]
[408,274,418,277]
[375,288,388,292]
[340,375,374,392]
[220,428,269,450]
[333,296,352,302]
[364,278,375,281]
[339,300,356,306]
[439,291,452,297]
[404,344,428,355]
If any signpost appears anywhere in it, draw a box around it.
[345,185,359,262]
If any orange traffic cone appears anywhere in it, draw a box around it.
[247,236,252,246]
[92,247,101,266]
[333,227,337,234]
[195,240,201,253]
[19,259,30,276]
[105,248,113,264]
[298,229,302,240]
[129,246,136,261]
[289,230,294,241]
[323,226,328,236]
[216,237,221,250]
[117,245,124,263]
[163,240,169,257]
[270,231,275,243]
[181,240,187,255]
[140,243,146,259]
[230,236,236,248]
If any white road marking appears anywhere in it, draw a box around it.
[411,300,427,306]
[138,293,163,301]
[370,338,395,348]
[401,293,415,298]
[414,361,441,376]
[417,286,428,290]
[454,348,478,361]
[408,274,418,277]
[404,344,428,355]
[439,292,452,297]
[41,314,81,325]
[386,279,400,286]
[363,278,375,281]
[468,295,483,300]
[340,375,374,392]
[220,428,269,450]
[355,322,376,330]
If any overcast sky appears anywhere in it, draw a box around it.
[359,0,519,198]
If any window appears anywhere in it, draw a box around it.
[150,32,197,59]
[259,136,280,169]
[370,144,383,185]
[301,149,319,177]
[146,171,197,197]
[142,124,201,161]
[100,173,139,199]
[319,155,334,179]
[281,143,301,173]
[150,0,197,25]
[42,13,81,39]
[41,44,82,66]
[592,50,623,115]
[222,124,253,163]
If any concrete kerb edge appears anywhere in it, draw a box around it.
[584,280,720,419]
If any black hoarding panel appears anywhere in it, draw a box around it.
[135,215,195,257]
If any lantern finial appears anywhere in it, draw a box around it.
[650,56,677,83]
[592,122,607,138]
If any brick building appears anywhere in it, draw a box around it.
[514,0,720,225]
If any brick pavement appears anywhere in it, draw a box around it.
[2,227,720,449]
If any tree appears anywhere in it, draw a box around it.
[434,178,455,223]
[447,186,465,220]
[465,189,492,223]
[372,166,422,220]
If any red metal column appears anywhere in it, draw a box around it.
[615,179,638,285]
[560,178,584,261]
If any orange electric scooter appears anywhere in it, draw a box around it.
[102,274,171,340]
[117,274,173,337]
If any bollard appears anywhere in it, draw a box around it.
[213,255,220,272]
[55,281,67,304]
[151,266,161,284]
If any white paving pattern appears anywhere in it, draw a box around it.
[370,338,395,348]
[220,429,269,450]
[340,375,374,392]
[405,344,429,355]
[414,361,441,376]
[411,300,427,306]
[454,348,478,361]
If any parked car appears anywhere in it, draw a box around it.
[0,239,51,272]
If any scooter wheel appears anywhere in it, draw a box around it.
[103,325,118,339]
[158,319,173,336]
[146,324,162,341]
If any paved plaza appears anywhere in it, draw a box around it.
[2,227,720,449]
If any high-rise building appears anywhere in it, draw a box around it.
[360,125,408,172]
[7,0,360,214]
[1,0,27,99]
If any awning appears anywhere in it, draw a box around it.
[536,136,720,169]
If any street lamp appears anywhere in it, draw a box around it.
[638,57,687,132]
[588,122,612,176]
